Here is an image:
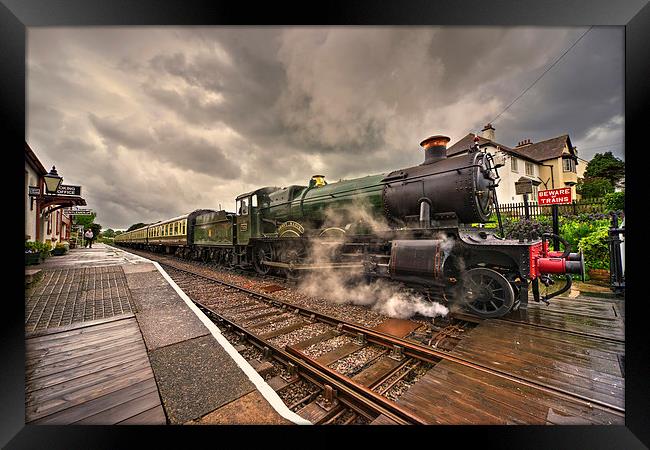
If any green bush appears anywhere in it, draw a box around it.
[578,227,610,271]
[604,191,624,212]
[25,240,51,257]
[503,217,552,240]
[559,218,610,252]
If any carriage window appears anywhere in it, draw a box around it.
[251,194,258,208]
[174,222,179,235]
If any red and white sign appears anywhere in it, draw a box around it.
[537,188,572,205]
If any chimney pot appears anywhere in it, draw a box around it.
[480,123,495,141]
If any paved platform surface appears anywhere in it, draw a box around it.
[24,244,293,425]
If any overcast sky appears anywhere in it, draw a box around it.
[27,27,624,230]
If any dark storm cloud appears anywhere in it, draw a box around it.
[485,27,624,161]
[27,27,624,229]
[88,113,241,179]
[145,39,288,141]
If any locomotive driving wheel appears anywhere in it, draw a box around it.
[253,243,275,275]
[460,267,515,318]
[280,245,307,281]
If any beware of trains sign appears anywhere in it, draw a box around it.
[537,188,572,205]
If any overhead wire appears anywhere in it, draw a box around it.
[489,26,594,125]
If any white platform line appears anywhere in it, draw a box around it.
[150,261,311,425]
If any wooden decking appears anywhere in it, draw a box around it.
[25,315,166,424]
[373,294,625,425]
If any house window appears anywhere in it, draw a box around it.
[525,162,535,176]
[563,157,576,173]
[511,157,518,172]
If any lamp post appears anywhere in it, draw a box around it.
[43,166,63,194]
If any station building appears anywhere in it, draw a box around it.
[447,124,582,203]
[25,142,86,246]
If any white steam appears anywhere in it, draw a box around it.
[298,269,448,319]
[297,198,449,319]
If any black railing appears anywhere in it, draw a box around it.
[497,198,607,219]
[609,212,625,295]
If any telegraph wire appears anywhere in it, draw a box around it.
[489,26,594,125]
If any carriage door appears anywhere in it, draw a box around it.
[236,196,252,245]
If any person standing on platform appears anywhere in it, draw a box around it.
[84,229,94,248]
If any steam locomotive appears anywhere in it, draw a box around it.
[115,135,584,318]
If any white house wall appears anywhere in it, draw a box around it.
[483,147,539,203]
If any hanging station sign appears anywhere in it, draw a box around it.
[56,184,82,196]
[67,209,94,216]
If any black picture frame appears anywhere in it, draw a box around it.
[3,0,647,448]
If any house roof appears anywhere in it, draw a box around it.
[446,133,538,163]
[447,132,575,163]
[25,142,47,175]
[513,134,574,162]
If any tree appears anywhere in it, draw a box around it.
[73,213,96,229]
[127,222,148,232]
[102,228,116,238]
[584,152,625,186]
[577,177,614,198]
[90,223,102,237]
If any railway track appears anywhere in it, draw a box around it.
[119,247,624,424]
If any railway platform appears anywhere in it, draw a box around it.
[24,243,304,425]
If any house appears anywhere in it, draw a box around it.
[446,124,581,203]
[25,142,86,246]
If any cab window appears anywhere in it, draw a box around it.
[238,198,249,216]
[251,194,258,208]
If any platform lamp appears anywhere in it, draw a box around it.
[43,166,63,194]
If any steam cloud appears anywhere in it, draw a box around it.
[297,198,449,320]
[298,270,449,320]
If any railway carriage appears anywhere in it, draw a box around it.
[116,134,584,319]
[146,214,189,248]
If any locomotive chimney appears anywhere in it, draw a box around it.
[420,135,451,165]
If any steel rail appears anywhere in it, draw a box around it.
[285,346,428,424]
[191,298,422,424]
[156,257,624,417]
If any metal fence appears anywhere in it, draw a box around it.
[497,198,607,219]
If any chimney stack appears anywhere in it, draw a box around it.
[481,123,495,141]
[516,139,532,147]
[420,135,451,165]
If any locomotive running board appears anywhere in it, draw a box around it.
[261,261,365,270]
